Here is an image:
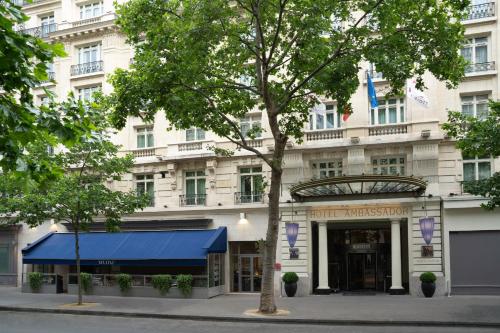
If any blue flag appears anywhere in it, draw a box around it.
[367,74,378,108]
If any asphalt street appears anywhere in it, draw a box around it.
[0,312,498,333]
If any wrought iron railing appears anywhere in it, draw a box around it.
[19,23,57,38]
[234,191,264,204]
[68,274,208,288]
[463,2,495,21]
[368,124,408,136]
[465,61,496,73]
[70,60,104,76]
[179,194,207,206]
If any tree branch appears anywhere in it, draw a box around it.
[266,0,288,67]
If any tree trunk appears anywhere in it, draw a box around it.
[74,224,82,305]
[259,153,284,313]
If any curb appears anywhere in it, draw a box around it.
[0,306,500,328]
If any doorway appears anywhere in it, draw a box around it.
[230,241,262,292]
[347,253,377,290]
[238,255,262,292]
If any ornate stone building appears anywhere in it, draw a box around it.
[2,0,500,297]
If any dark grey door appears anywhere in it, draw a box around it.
[450,231,500,295]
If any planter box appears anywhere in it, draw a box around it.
[67,284,223,299]
[22,284,57,294]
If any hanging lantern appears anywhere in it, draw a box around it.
[285,223,299,248]
[419,216,435,245]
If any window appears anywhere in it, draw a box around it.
[371,97,405,125]
[309,104,342,130]
[186,128,205,141]
[77,86,101,102]
[372,157,406,175]
[78,44,101,64]
[136,127,154,148]
[463,155,491,182]
[240,115,261,138]
[311,160,343,179]
[40,15,55,37]
[135,174,154,207]
[239,167,263,203]
[461,94,489,120]
[80,2,103,20]
[184,170,206,205]
[0,244,11,274]
[461,37,488,72]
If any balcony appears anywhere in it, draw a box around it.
[234,192,264,204]
[132,148,156,158]
[179,194,207,206]
[38,71,55,85]
[465,61,496,74]
[306,129,344,141]
[178,142,203,152]
[368,124,408,136]
[463,2,495,21]
[72,15,107,28]
[12,0,49,6]
[18,23,57,38]
[70,61,104,76]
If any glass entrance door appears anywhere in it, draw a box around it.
[348,253,377,290]
[238,255,262,292]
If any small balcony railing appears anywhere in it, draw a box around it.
[465,61,496,73]
[369,124,408,136]
[234,192,264,204]
[306,129,344,141]
[70,61,104,76]
[179,142,203,152]
[39,71,55,85]
[13,0,47,6]
[19,23,57,38]
[132,148,155,158]
[179,194,207,206]
[463,2,495,21]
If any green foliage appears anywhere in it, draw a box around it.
[443,101,500,209]
[152,275,173,295]
[80,273,92,293]
[110,0,466,157]
[117,274,132,292]
[0,1,96,176]
[176,274,193,296]
[419,272,436,283]
[28,272,44,291]
[282,272,299,284]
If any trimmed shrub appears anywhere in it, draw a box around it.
[176,274,193,296]
[152,275,173,295]
[282,272,299,284]
[28,272,43,291]
[80,272,92,293]
[419,272,437,283]
[117,274,132,292]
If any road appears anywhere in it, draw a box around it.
[0,312,498,333]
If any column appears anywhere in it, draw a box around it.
[317,222,330,294]
[390,219,405,295]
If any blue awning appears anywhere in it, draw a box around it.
[22,227,227,267]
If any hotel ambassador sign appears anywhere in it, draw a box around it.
[309,205,410,221]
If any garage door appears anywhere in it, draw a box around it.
[450,231,500,295]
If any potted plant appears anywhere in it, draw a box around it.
[117,274,132,294]
[282,272,299,297]
[28,272,43,292]
[420,272,436,298]
[176,274,193,297]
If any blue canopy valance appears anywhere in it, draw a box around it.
[22,227,227,267]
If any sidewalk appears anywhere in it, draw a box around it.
[0,287,499,327]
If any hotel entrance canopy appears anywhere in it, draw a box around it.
[22,227,227,267]
[290,175,426,201]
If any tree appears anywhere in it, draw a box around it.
[0,0,90,178]
[0,105,149,305]
[109,0,467,313]
[443,101,500,210]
